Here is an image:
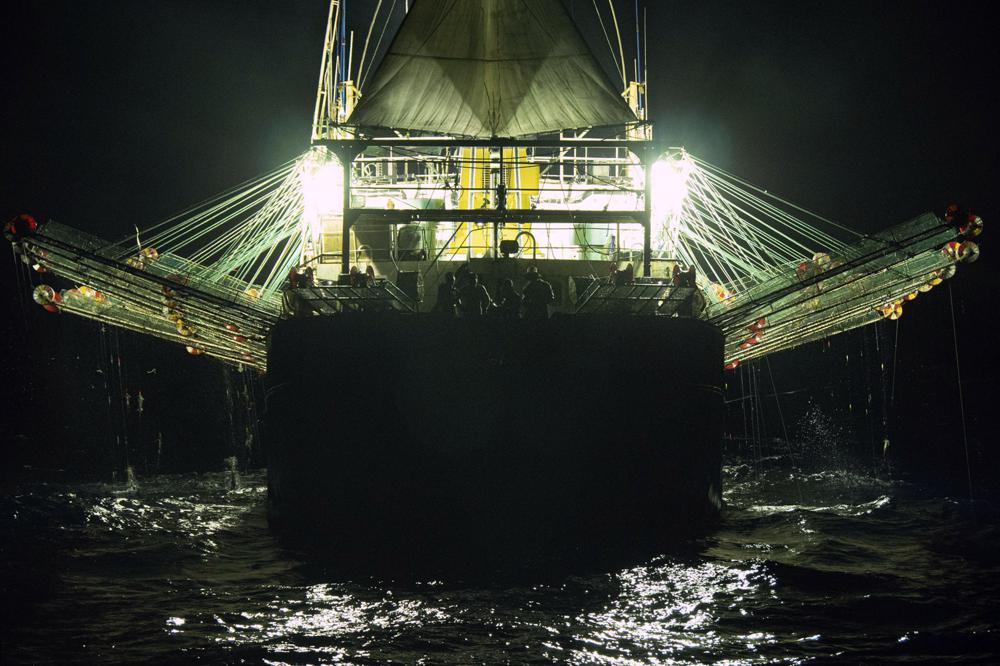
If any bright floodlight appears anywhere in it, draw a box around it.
[650,153,693,220]
[302,153,344,216]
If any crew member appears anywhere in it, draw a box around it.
[522,266,555,319]
[301,266,315,288]
[457,273,491,317]
[685,265,697,288]
[434,272,458,316]
[492,279,522,319]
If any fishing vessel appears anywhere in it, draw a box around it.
[5,0,982,564]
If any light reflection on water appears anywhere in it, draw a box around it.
[2,468,998,664]
[571,561,778,664]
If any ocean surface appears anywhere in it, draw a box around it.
[2,465,998,665]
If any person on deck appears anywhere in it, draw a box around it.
[521,266,555,319]
[492,278,522,319]
[671,263,682,286]
[300,266,315,288]
[434,272,458,316]
[613,263,635,287]
[457,273,492,318]
[684,265,697,288]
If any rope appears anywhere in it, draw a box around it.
[766,356,803,502]
[592,0,625,88]
[11,245,31,335]
[948,282,974,501]
[890,319,899,408]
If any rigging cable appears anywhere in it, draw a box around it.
[606,0,628,89]
[356,0,383,87]
[360,0,398,91]
[592,0,625,88]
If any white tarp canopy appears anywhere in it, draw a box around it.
[348,0,636,138]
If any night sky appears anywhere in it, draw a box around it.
[2,1,998,482]
[4,1,997,237]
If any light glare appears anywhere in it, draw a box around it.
[650,155,693,220]
[302,157,345,218]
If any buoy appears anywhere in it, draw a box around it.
[225,323,239,332]
[711,283,731,301]
[32,284,56,305]
[233,335,247,343]
[942,241,962,260]
[185,346,202,356]
[958,241,980,263]
[960,215,984,237]
[739,341,752,350]
[943,203,962,223]
[725,360,740,370]
[245,288,260,299]
[2,213,39,240]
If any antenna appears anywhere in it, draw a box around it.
[643,5,648,115]
[348,30,354,83]
[634,0,640,86]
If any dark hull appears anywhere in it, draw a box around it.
[265,314,724,569]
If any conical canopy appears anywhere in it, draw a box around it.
[348,0,636,138]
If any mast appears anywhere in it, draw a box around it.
[311,1,340,142]
[312,0,359,142]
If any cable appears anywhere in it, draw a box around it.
[948,282,974,501]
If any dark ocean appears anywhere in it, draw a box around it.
[2,464,998,665]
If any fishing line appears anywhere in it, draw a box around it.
[948,282,973,501]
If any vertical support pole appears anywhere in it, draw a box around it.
[642,144,652,277]
[493,145,503,257]
[338,144,354,277]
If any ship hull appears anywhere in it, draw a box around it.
[265,314,724,569]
